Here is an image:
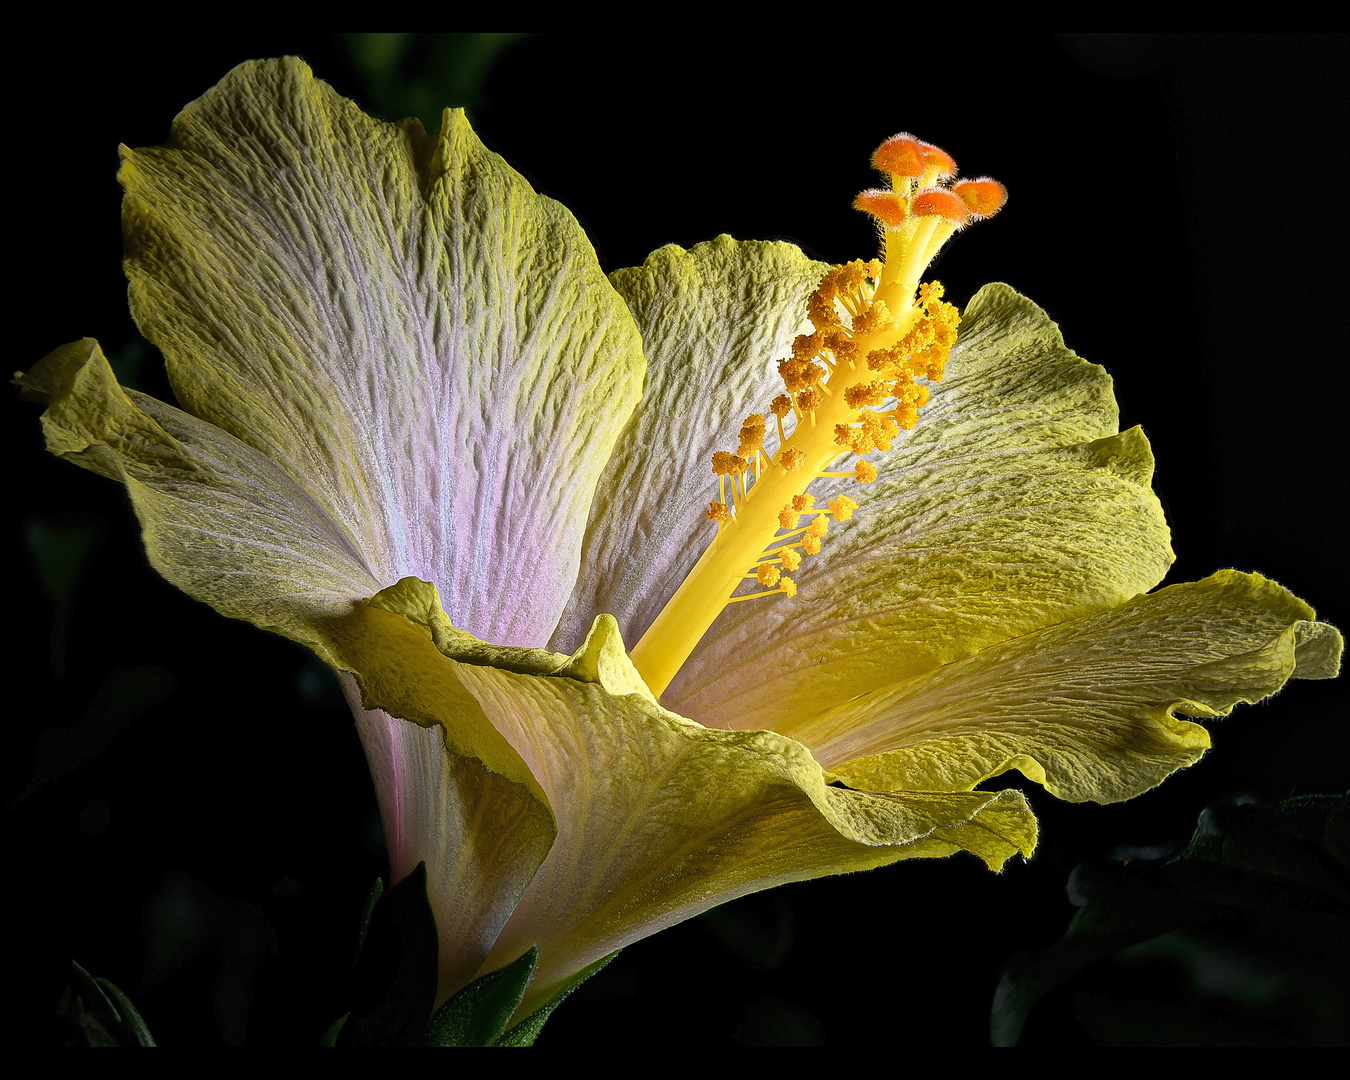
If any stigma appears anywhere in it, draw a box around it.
[630,134,1005,700]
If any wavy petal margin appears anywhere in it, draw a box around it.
[345,578,1037,1017]
[116,57,644,648]
[663,283,1175,731]
[810,570,1343,803]
[17,339,382,637]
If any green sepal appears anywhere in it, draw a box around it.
[426,946,538,1046]
[59,961,156,1047]
[320,1013,348,1047]
[354,877,384,962]
[338,863,439,1046]
[493,949,621,1046]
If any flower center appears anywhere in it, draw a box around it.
[630,134,1005,700]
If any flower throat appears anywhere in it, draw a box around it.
[630,134,1006,699]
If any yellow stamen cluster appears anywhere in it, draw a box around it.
[630,133,1005,700]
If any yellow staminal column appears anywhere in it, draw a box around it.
[630,135,1006,701]
[630,302,923,698]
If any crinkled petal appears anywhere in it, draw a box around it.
[663,283,1175,731]
[117,58,644,648]
[807,570,1343,803]
[548,237,826,654]
[17,339,381,637]
[355,578,1036,1016]
[320,590,557,997]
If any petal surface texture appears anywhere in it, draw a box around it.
[549,237,827,655]
[812,570,1342,803]
[662,283,1177,732]
[354,580,1037,1015]
[116,58,643,648]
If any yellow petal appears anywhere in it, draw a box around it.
[322,580,557,996]
[333,578,1036,1014]
[17,339,382,638]
[663,283,1175,732]
[117,58,644,648]
[549,236,828,655]
[810,570,1342,804]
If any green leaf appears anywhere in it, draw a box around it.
[354,877,384,964]
[992,794,1350,1046]
[320,1013,348,1047]
[493,950,621,1046]
[339,863,438,1047]
[60,961,156,1047]
[427,946,537,1047]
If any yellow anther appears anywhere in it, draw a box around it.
[860,409,900,452]
[829,495,858,521]
[829,334,860,369]
[792,332,824,361]
[893,402,920,431]
[779,357,825,394]
[850,300,891,337]
[778,492,815,530]
[844,380,887,409]
[796,387,822,413]
[808,285,842,331]
[712,451,747,476]
[630,134,995,701]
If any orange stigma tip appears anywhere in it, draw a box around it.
[911,187,969,224]
[918,141,957,178]
[953,177,1007,218]
[871,133,926,177]
[853,188,909,226]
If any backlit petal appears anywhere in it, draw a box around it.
[549,237,826,654]
[118,58,644,647]
[351,578,1036,1016]
[664,283,1175,731]
[18,339,380,636]
[810,570,1342,803]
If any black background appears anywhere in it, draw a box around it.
[8,34,1348,1046]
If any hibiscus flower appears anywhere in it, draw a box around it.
[19,58,1340,1029]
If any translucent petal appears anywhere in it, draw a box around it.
[352,578,1036,1015]
[811,570,1343,803]
[117,58,644,648]
[549,237,826,654]
[663,283,1176,731]
[18,339,381,636]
